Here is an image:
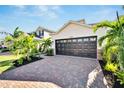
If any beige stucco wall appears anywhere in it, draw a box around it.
[51,23,107,60]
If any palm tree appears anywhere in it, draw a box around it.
[116,12,124,71]
[0,27,24,38]
[40,37,52,53]
[93,11,124,70]
[0,27,25,52]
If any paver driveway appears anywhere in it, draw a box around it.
[0,55,107,88]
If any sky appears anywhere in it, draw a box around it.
[0,5,124,38]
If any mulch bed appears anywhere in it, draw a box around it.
[99,60,124,88]
[13,56,43,67]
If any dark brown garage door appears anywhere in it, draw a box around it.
[55,36,97,58]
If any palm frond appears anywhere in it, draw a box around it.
[104,41,118,53]
[13,27,24,37]
[98,33,114,46]
[93,21,116,32]
[0,31,12,36]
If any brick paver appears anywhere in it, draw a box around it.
[0,80,60,88]
[0,55,107,88]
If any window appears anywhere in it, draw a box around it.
[68,40,71,42]
[90,38,96,41]
[60,40,64,43]
[39,30,41,36]
[83,38,89,42]
[78,39,82,42]
[72,39,77,42]
[41,30,44,36]
[56,41,60,43]
[64,40,67,43]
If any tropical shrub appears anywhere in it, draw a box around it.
[93,12,124,70]
[2,27,24,51]
[9,34,40,61]
[40,37,52,53]
[46,48,54,56]
[17,58,23,65]
[2,27,42,64]
[93,12,124,85]
[104,63,118,73]
[115,71,124,85]
[1,27,53,65]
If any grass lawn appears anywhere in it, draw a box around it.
[0,55,22,73]
[0,55,22,62]
[0,65,13,74]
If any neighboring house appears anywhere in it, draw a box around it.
[34,26,55,38]
[51,19,107,60]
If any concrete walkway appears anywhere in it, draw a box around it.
[0,55,107,88]
[0,80,60,88]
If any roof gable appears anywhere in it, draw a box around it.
[53,21,92,35]
[36,26,55,33]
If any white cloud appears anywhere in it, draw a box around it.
[14,5,26,9]
[13,5,63,19]
[35,6,63,18]
[38,6,49,12]
[87,8,116,23]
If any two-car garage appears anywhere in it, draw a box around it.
[51,20,106,59]
[55,36,97,58]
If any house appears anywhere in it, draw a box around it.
[51,19,107,60]
[34,26,55,38]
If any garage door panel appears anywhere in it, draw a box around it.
[56,36,97,58]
